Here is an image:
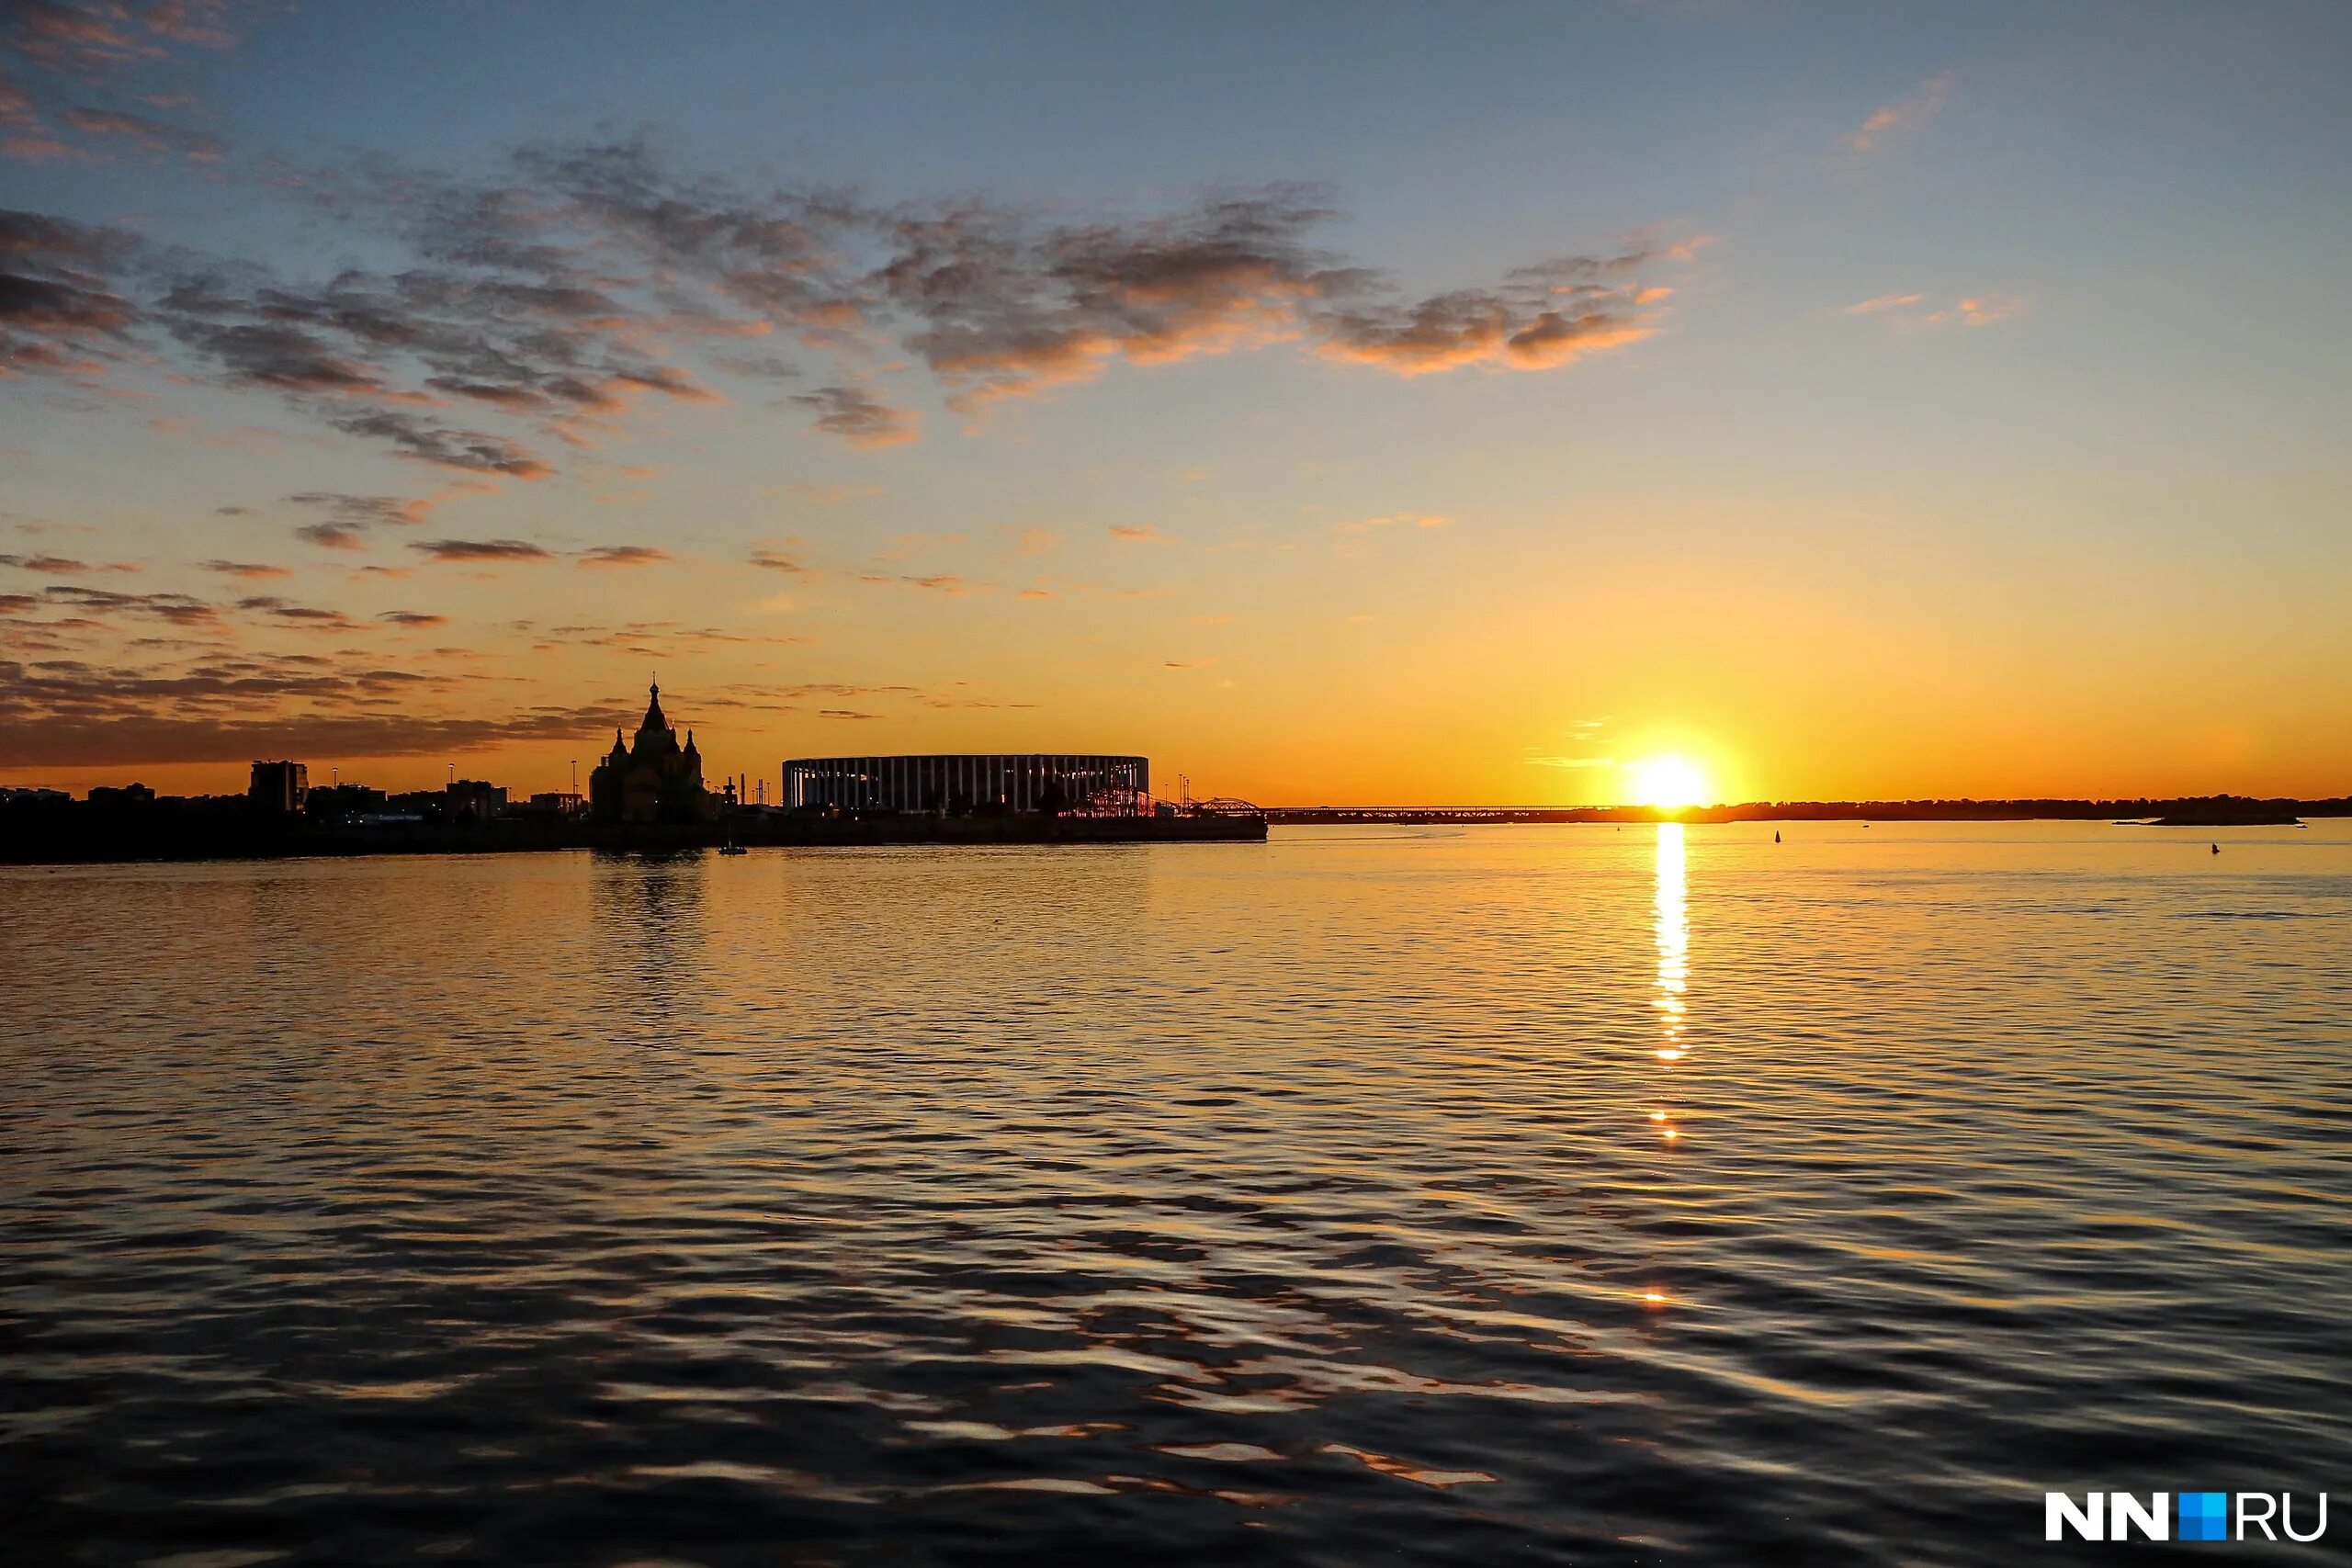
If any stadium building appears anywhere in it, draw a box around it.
[784,754,1148,815]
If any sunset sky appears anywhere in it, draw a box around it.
[4,1,2348,805]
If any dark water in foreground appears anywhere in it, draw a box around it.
[5,823,2348,1566]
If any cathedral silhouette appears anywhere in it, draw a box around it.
[589,682,714,824]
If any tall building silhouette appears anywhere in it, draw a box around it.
[249,761,308,813]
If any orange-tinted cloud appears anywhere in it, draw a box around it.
[1846,291,2022,330]
[790,383,917,446]
[1849,72,1954,153]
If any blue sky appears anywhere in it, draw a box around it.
[4,1,2349,802]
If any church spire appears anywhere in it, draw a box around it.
[640,679,669,735]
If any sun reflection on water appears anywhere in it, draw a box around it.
[1653,822,1688,1066]
[1644,820,1691,1310]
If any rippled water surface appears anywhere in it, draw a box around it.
[6,823,2350,1565]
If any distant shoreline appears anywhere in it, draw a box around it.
[0,810,1266,866]
[1264,797,2346,828]
[6,796,2342,866]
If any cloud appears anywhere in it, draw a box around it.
[379,610,447,626]
[852,571,986,595]
[198,558,290,580]
[1315,253,1673,375]
[232,593,371,632]
[1849,72,1954,153]
[319,410,555,478]
[295,521,367,550]
[59,106,220,159]
[0,208,138,375]
[1108,524,1174,544]
[284,491,440,550]
[1950,295,2020,327]
[1333,510,1453,558]
[1163,657,1215,670]
[411,538,552,563]
[2,1,244,83]
[790,383,918,446]
[577,544,670,568]
[0,657,643,765]
[1845,291,2023,331]
[0,551,135,573]
[3,134,1699,500]
[29,582,219,626]
[288,491,434,527]
[883,188,1363,406]
[749,548,812,574]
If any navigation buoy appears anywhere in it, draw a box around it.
[1774,829,1781,844]
[2211,842,2220,854]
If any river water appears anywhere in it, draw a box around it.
[5,823,2347,1564]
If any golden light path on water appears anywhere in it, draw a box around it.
[1653,821,1689,1067]
[1645,820,1689,1309]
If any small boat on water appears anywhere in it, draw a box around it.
[718,840,747,856]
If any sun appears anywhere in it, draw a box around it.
[1626,755,1712,809]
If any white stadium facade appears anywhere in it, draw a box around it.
[783,754,1149,814]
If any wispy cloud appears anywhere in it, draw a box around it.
[3,136,1702,477]
[0,551,136,573]
[411,538,553,563]
[852,571,987,596]
[576,545,671,569]
[1333,510,1453,558]
[59,106,220,160]
[1849,72,1954,154]
[1945,296,2021,327]
[198,558,290,580]
[1843,291,2022,330]
[1843,292,1926,315]
[790,384,918,447]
